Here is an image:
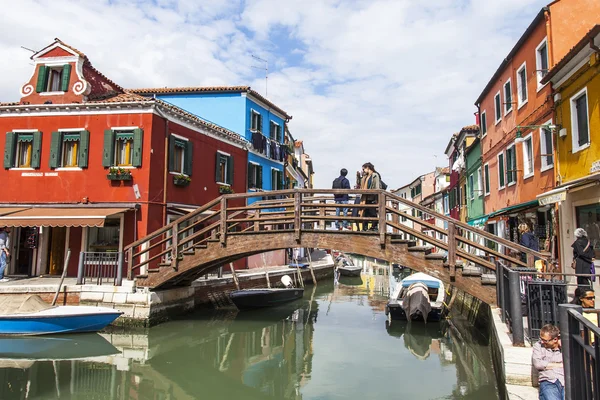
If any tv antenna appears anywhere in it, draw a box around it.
[251,54,268,97]
[21,46,36,53]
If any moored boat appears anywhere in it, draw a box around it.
[385,272,445,322]
[230,275,304,310]
[335,255,362,277]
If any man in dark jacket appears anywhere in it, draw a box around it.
[332,169,351,230]
[572,228,595,287]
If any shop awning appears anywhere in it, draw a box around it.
[0,207,30,216]
[537,173,600,206]
[488,200,539,218]
[0,207,130,227]
[467,216,489,227]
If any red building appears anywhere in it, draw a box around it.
[0,39,249,280]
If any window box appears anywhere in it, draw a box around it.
[107,168,132,181]
[174,174,191,187]
[218,184,234,194]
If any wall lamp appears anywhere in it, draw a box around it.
[515,124,559,144]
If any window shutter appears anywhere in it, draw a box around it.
[215,153,221,182]
[257,165,263,189]
[168,135,175,172]
[184,141,193,176]
[4,132,16,169]
[49,131,62,168]
[247,163,253,188]
[258,114,263,133]
[102,129,115,167]
[35,66,48,93]
[132,128,143,167]
[60,64,71,92]
[31,131,42,169]
[78,130,89,168]
[227,155,234,185]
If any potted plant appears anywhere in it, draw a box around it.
[107,167,132,181]
[173,174,191,187]
[218,184,234,194]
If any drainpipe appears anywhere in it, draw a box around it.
[545,9,554,67]
[590,38,600,53]
[154,103,170,226]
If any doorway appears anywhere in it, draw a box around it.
[47,227,67,275]
[15,227,37,276]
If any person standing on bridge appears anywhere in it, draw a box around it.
[532,324,564,400]
[571,228,595,287]
[332,169,351,230]
[359,162,381,232]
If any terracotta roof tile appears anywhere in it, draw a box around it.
[87,92,148,103]
[460,124,479,133]
[130,86,292,119]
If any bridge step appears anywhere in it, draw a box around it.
[425,253,446,261]
[194,244,208,249]
[158,262,171,267]
[407,246,434,255]
[182,250,195,256]
[443,260,465,268]
[462,266,482,277]
[390,239,417,247]
[481,274,497,285]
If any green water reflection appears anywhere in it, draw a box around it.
[0,260,499,399]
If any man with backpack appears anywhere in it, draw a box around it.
[332,169,351,230]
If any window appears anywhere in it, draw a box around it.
[270,121,282,142]
[443,195,449,214]
[540,121,554,171]
[49,130,90,168]
[4,131,42,169]
[494,91,502,123]
[251,110,262,132]
[166,134,192,175]
[271,168,284,190]
[536,38,549,89]
[505,145,516,185]
[517,62,528,108]
[215,151,233,185]
[571,88,590,153]
[503,79,513,115]
[103,128,144,168]
[481,111,487,136]
[248,162,263,189]
[477,167,483,198]
[35,64,71,93]
[522,134,534,178]
[469,174,474,200]
[484,163,490,195]
[497,153,505,189]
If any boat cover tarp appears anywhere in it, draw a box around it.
[0,294,53,315]
[401,283,432,322]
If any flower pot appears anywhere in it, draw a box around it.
[107,173,132,181]
[174,176,190,187]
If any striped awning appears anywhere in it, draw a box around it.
[0,207,130,227]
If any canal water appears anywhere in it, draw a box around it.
[0,258,500,399]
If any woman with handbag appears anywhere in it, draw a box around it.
[572,228,595,287]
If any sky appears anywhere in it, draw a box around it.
[0,0,549,189]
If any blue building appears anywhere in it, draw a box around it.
[132,86,292,196]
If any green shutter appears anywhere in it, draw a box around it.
[258,114,263,133]
[168,135,175,172]
[78,130,89,168]
[35,66,48,93]
[132,128,143,167]
[227,155,234,185]
[257,165,263,189]
[184,141,193,176]
[31,131,42,169]
[102,130,115,167]
[215,153,221,182]
[247,163,253,188]
[4,132,16,169]
[60,64,71,92]
[271,169,276,190]
[49,131,62,168]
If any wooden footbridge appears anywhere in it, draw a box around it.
[125,189,551,305]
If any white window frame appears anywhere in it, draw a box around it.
[522,133,534,179]
[516,62,528,109]
[539,118,554,172]
[477,167,483,198]
[216,150,231,186]
[497,152,506,190]
[494,91,502,124]
[503,79,513,115]
[248,161,261,190]
[481,110,487,137]
[536,37,549,91]
[483,163,490,196]
[469,174,474,200]
[570,87,590,154]
[250,109,261,132]
[169,133,188,176]
[505,144,516,187]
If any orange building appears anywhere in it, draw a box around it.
[475,1,600,255]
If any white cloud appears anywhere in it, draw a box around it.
[0,0,547,189]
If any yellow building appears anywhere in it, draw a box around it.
[537,25,600,272]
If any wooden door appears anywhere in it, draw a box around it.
[48,227,66,275]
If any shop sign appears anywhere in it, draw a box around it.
[21,172,58,177]
[591,160,600,173]
[538,190,566,206]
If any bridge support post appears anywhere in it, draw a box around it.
[171,224,179,271]
[294,192,301,242]
[508,268,524,346]
[220,197,227,246]
[379,192,386,247]
[447,222,456,280]
[559,304,581,400]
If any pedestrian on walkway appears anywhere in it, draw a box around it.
[571,228,595,287]
[0,227,10,282]
[532,324,564,400]
[332,169,351,230]
[359,162,382,232]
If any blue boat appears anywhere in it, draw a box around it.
[0,295,123,336]
[0,333,120,359]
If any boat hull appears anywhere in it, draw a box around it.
[0,307,123,336]
[385,302,443,322]
[230,288,304,310]
[337,266,362,277]
[0,333,120,359]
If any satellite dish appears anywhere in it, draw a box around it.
[281,275,293,288]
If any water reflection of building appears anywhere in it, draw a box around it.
[0,290,321,400]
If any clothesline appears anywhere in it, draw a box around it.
[251,130,289,162]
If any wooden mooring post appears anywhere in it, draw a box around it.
[228,263,240,290]
[306,249,317,285]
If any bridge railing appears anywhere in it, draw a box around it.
[124,189,553,285]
